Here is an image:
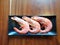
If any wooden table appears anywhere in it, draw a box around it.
[0,0,60,45]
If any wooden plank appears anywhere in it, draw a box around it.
[55,0,60,44]
[11,0,16,15]
[0,0,9,45]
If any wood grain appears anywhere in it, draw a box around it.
[0,0,9,45]
[0,0,60,45]
[10,0,56,16]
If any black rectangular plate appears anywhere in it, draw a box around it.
[8,15,57,36]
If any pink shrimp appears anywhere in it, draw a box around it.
[22,16,41,34]
[11,16,30,34]
[31,16,53,33]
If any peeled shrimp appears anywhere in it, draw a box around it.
[22,16,40,34]
[31,16,52,33]
[11,16,30,34]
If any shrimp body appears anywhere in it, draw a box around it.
[31,16,52,33]
[11,17,30,34]
[22,16,40,34]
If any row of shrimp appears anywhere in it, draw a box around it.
[11,16,53,34]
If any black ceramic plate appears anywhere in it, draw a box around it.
[8,15,57,36]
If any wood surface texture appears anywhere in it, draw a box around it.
[0,0,60,45]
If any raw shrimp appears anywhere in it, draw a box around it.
[11,16,30,34]
[31,16,52,33]
[22,16,41,34]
